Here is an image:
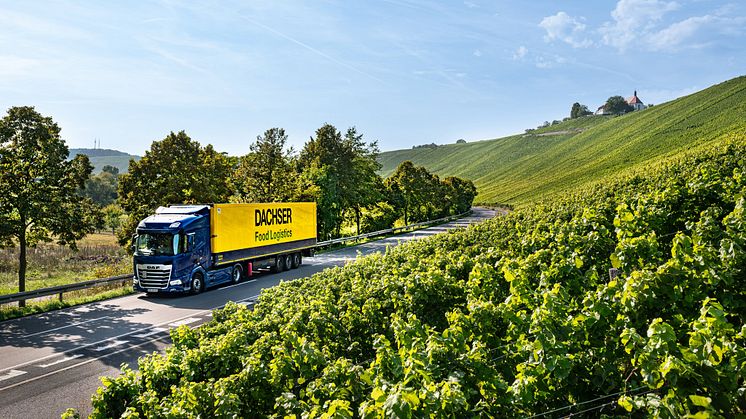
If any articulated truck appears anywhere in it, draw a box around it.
[132,203,317,294]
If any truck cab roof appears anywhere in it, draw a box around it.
[138,205,210,232]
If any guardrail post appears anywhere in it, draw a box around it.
[59,292,64,302]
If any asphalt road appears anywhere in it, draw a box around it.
[0,208,494,418]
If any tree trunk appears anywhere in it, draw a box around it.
[355,207,361,236]
[18,223,27,308]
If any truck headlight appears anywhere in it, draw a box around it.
[169,279,182,286]
[133,277,139,285]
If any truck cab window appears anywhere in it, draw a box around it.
[135,233,177,256]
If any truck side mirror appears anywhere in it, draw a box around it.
[131,234,137,253]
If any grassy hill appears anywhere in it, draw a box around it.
[68,148,140,174]
[379,76,746,206]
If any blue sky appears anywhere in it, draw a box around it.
[1,1,744,156]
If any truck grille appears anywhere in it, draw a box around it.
[136,264,172,288]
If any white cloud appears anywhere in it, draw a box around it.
[512,46,528,60]
[464,1,477,9]
[600,0,679,50]
[648,14,746,51]
[647,15,713,50]
[473,49,482,57]
[534,54,566,69]
[539,11,592,48]
[599,0,746,52]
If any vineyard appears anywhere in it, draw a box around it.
[378,76,746,206]
[88,137,746,417]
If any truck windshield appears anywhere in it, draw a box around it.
[135,233,179,256]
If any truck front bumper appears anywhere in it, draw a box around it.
[133,277,191,294]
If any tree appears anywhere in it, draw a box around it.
[298,124,381,239]
[82,169,118,206]
[232,128,297,203]
[0,106,97,302]
[386,162,476,224]
[442,176,477,214]
[117,131,232,244]
[341,127,383,235]
[102,165,119,176]
[570,102,592,119]
[102,204,126,235]
[604,96,633,115]
[298,124,346,239]
[456,139,466,144]
[385,161,432,225]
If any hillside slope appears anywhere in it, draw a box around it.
[68,148,140,174]
[379,76,746,205]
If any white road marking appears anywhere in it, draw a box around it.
[0,334,173,392]
[0,369,26,382]
[38,354,84,368]
[22,317,110,338]
[132,328,166,338]
[0,309,216,375]
[168,317,200,327]
[95,340,128,352]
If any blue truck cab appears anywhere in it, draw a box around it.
[133,205,213,294]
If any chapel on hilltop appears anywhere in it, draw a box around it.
[595,90,647,115]
[626,90,646,111]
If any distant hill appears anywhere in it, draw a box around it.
[68,148,140,174]
[379,75,746,206]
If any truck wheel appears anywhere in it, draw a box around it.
[292,253,301,269]
[284,254,293,271]
[231,264,243,284]
[191,272,205,295]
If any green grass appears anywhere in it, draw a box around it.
[0,232,130,295]
[378,75,746,206]
[530,114,612,134]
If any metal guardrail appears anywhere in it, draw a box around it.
[315,210,472,247]
[1,210,474,307]
[0,274,132,306]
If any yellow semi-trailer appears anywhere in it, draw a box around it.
[132,202,317,294]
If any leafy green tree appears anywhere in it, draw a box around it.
[299,124,345,239]
[82,169,118,206]
[385,161,431,224]
[117,131,232,244]
[102,165,119,176]
[0,106,98,301]
[604,95,633,115]
[102,204,126,235]
[570,102,592,119]
[232,128,297,203]
[441,176,477,214]
[341,127,383,235]
[299,124,381,238]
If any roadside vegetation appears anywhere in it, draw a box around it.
[0,233,131,320]
[87,137,746,417]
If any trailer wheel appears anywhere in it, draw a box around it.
[284,254,293,271]
[292,253,302,269]
[231,264,243,284]
[191,272,205,295]
[271,255,283,273]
